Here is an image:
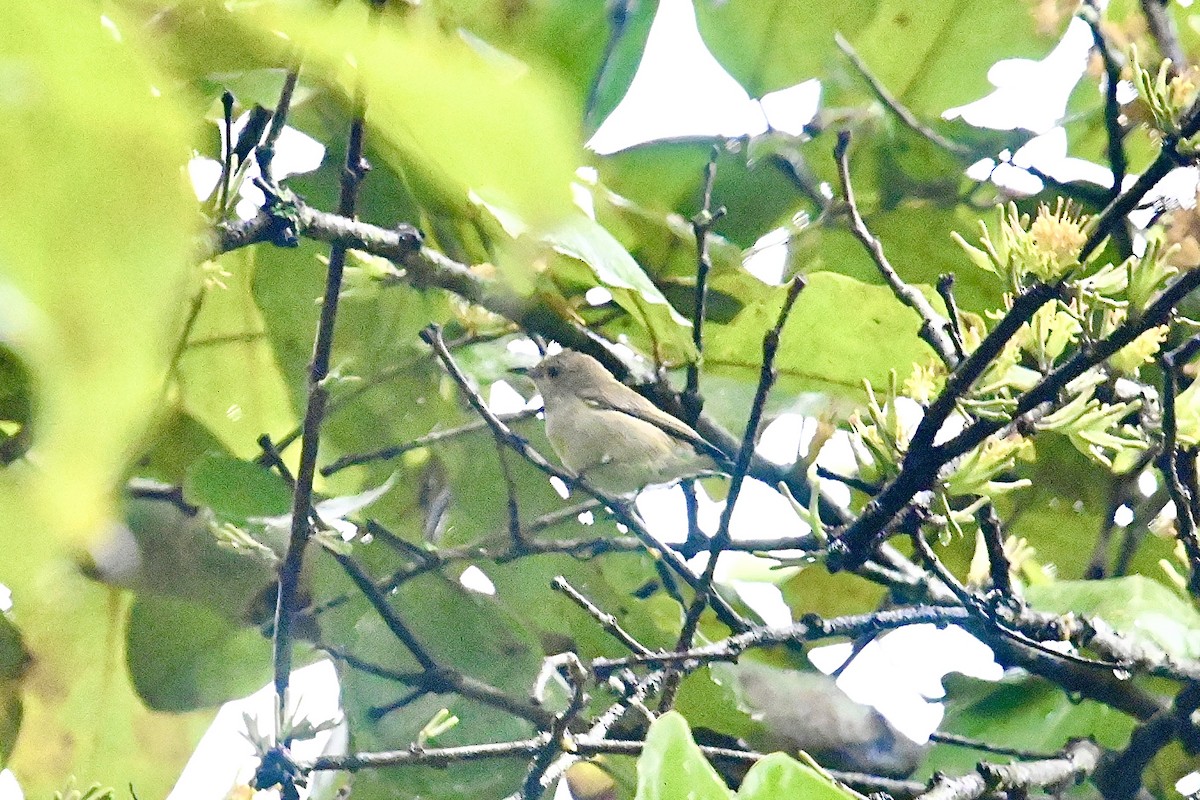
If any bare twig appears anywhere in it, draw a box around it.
[835,34,971,159]
[835,131,960,367]
[683,146,723,424]
[975,503,1013,595]
[917,738,1099,800]
[256,67,300,186]
[1140,0,1187,74]
[663,276,806,708]
[270,53,370,733]
[320,645,555,728]
[551,576,653,656]
[209,199,846,527]
[521,653,588,799]
[1082,92,1200,258]
[935,274,967,361]
[1081,1,1129,203]
[322,412,537,475]
[1157,334,1200,595]
[1094,681,1200,800]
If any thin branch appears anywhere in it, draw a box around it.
[935,274,967,361]
[683,145,723,424]
[320,645,555,728]
[917,738,1099,800]
[521,653,588,800]
[835,131,960,367]
[327,549,437,672]
[1082,91,1200,258]
[1093,681,1200,800]
[664,276,806,709]
[829,281,1063,570]
[975,503,1013,595]
[1140,0,1187,74]
[927,731,1057,761]
[835,33,971,159]
[208,199,848,528]
[256,67,300,186]
[551,576,653,656]
[1158,334,1200,595]
[270,54,368,733]
[322,412,537,475]
[1081,1,1129,203]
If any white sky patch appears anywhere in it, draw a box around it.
[945,18,1092,134]
[810,625,1003,742]
[1177,771,1200,797]
[757,413,818,466]
[636,482,721,545]
[168,660,345,800]
[189,111,325,219]
[0,770,21,800]
[0,584,11,615]
[460,565,497,595]
[488,379,528,414]
[585,286,614,306]
[587,0,767,154]
[1113,504,1135,527]
[759,79,821,136]
[744,226,792,285]
[1138,470,1159,497]
[549,475,571,499]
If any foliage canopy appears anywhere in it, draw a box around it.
[4,2,1200,800]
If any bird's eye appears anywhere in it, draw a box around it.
[546,365,560,379]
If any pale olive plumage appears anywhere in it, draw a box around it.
[526,350,722,495]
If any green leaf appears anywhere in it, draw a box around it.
[289,6,582,225]
[926,672,1135,779]
[1025,575,1200,660]
[0,613,28,764]
[177,248,298,459]
[421,0,660,132]
[694,2,876,97]
[636,712,733,800]
[328,570,543,799]
[126,595,273,712]
[848,1,1060,116]
[705,272,935,400]
[544,213,696,361]
[739,753,859,800]
[183,453,293,523]
[0,1,196,544]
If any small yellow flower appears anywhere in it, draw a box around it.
[1029,199,1087,273]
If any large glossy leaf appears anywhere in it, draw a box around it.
[176,248,297,460]
[1026,576,1200,659]
[126,596,273,712]
[739,752,858,800]
[696,2,1059,113]
[925,672,1135,778]
[330,571,544,799]
[704,272,935,400]
[693,2,876,97]
[0,613,29,764]
[0,3,195,544]
[423,0,660,132]
[0,2,201,792]
[636,712,733,800]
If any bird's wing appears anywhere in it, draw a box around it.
[577,385,729,463]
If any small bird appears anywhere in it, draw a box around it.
[522,349,726,496]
